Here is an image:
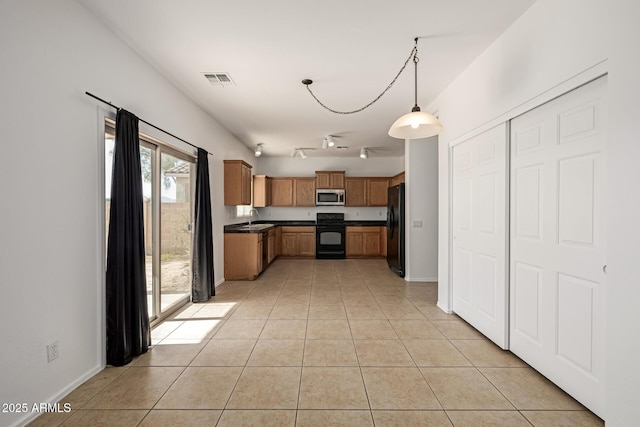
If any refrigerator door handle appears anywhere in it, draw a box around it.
[388,206,395,239]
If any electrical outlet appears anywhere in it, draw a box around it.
[379,211,383,216]
[356,211,359,217]
[47,341,59,363]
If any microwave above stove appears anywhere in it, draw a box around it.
[316,189,345,206]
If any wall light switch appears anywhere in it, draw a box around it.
[413,220,423,228]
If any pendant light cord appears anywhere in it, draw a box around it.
[303,38,419,115]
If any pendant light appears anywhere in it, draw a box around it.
[388,38,443,139]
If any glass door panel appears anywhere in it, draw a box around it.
[159,152,193,312]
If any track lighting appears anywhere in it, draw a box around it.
[254,143,263,157]
[299,149,307,159]
[360,148,368,159]
[322,138,328,149]
[326,135,335,147]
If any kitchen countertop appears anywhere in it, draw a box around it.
[224,220,385,233]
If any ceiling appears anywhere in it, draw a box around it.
[78,0,535,158]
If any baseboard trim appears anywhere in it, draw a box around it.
[16,364,104,427]
[437,301,453,314]
[404,276,438,282]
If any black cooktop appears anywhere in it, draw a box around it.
[316,212,345,224]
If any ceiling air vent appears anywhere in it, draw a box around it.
[204,72,235,87]
[336,145,349,149]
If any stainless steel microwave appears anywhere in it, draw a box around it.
[316,189,345,206]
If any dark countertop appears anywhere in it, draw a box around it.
[345,220,386,227]
[224,219,385,233]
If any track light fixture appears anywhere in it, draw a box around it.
[254,143,263,157]
[326,135,335,147]
[299,149,307,159]
[322,138,328,149]
[360,148,369,159]
[302,38,443,140]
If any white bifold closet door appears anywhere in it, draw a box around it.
[509,76,607,417]
[452,123,508,349]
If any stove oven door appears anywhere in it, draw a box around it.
[316,226,346,259]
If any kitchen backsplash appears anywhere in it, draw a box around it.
[256,206,386,221]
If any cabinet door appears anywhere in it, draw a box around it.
[363,232,381,256]
[267,231,276,264]
[346,232,363,257]
[281,233,297,256]
[367,178,389,206]
[223,160,252,206]
[242,164,252,205]
[316,172,330,189]
[380,226,387,257]
[330,172,345,189]
[345,178,366,206]
[297,232,316,256]
[253,175,271,207]
[294,178,316,206]
[271,178,294,206]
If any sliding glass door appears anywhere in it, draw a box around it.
[105,121,195,323]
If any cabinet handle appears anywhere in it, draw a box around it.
[603,265,607,273]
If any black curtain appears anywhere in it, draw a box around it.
[192,148,215,302]
[106,109,150,366]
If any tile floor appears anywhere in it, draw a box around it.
[30,259,603,426]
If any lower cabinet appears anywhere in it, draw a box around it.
[280,226,316,257]
[346,226,386,257]
[224,232,263,280]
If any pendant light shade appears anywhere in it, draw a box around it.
[388,38,443,140]
[388,109,443,139]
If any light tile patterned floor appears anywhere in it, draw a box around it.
[30,259,604,426]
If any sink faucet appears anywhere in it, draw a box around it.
[248,208,259,225]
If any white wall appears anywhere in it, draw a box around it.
[0,2,250,426]
[430,0,640,424]
[255,156,403,177]
[404,137,438,281]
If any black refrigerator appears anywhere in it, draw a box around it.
[386,183,405,277]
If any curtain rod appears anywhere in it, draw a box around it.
[85,91,212,156]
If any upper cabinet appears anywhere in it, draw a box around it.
[390,171,405,187]
[224,160,252,205]
[316,171,345,189]
[253,175,272,207]
[293,178,316,206]
[345,178,367,206]
[269,177,316,207]
[367,177,389,207]
[271,178,294,207]
[345,177,389,207]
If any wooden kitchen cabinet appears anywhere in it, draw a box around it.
[267,228,276,264]
[346,226,385,257]
[346,177,388,207]
[223,160,252,205]
[367,178,389,206]
[293,178,316,206]
[224,232,262,280]
[271,178,294,206]
[280,226,316,257]
[345,178,367,206]
[390,171,405,186]
[253,175,272,207]
[316,171,345,189]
